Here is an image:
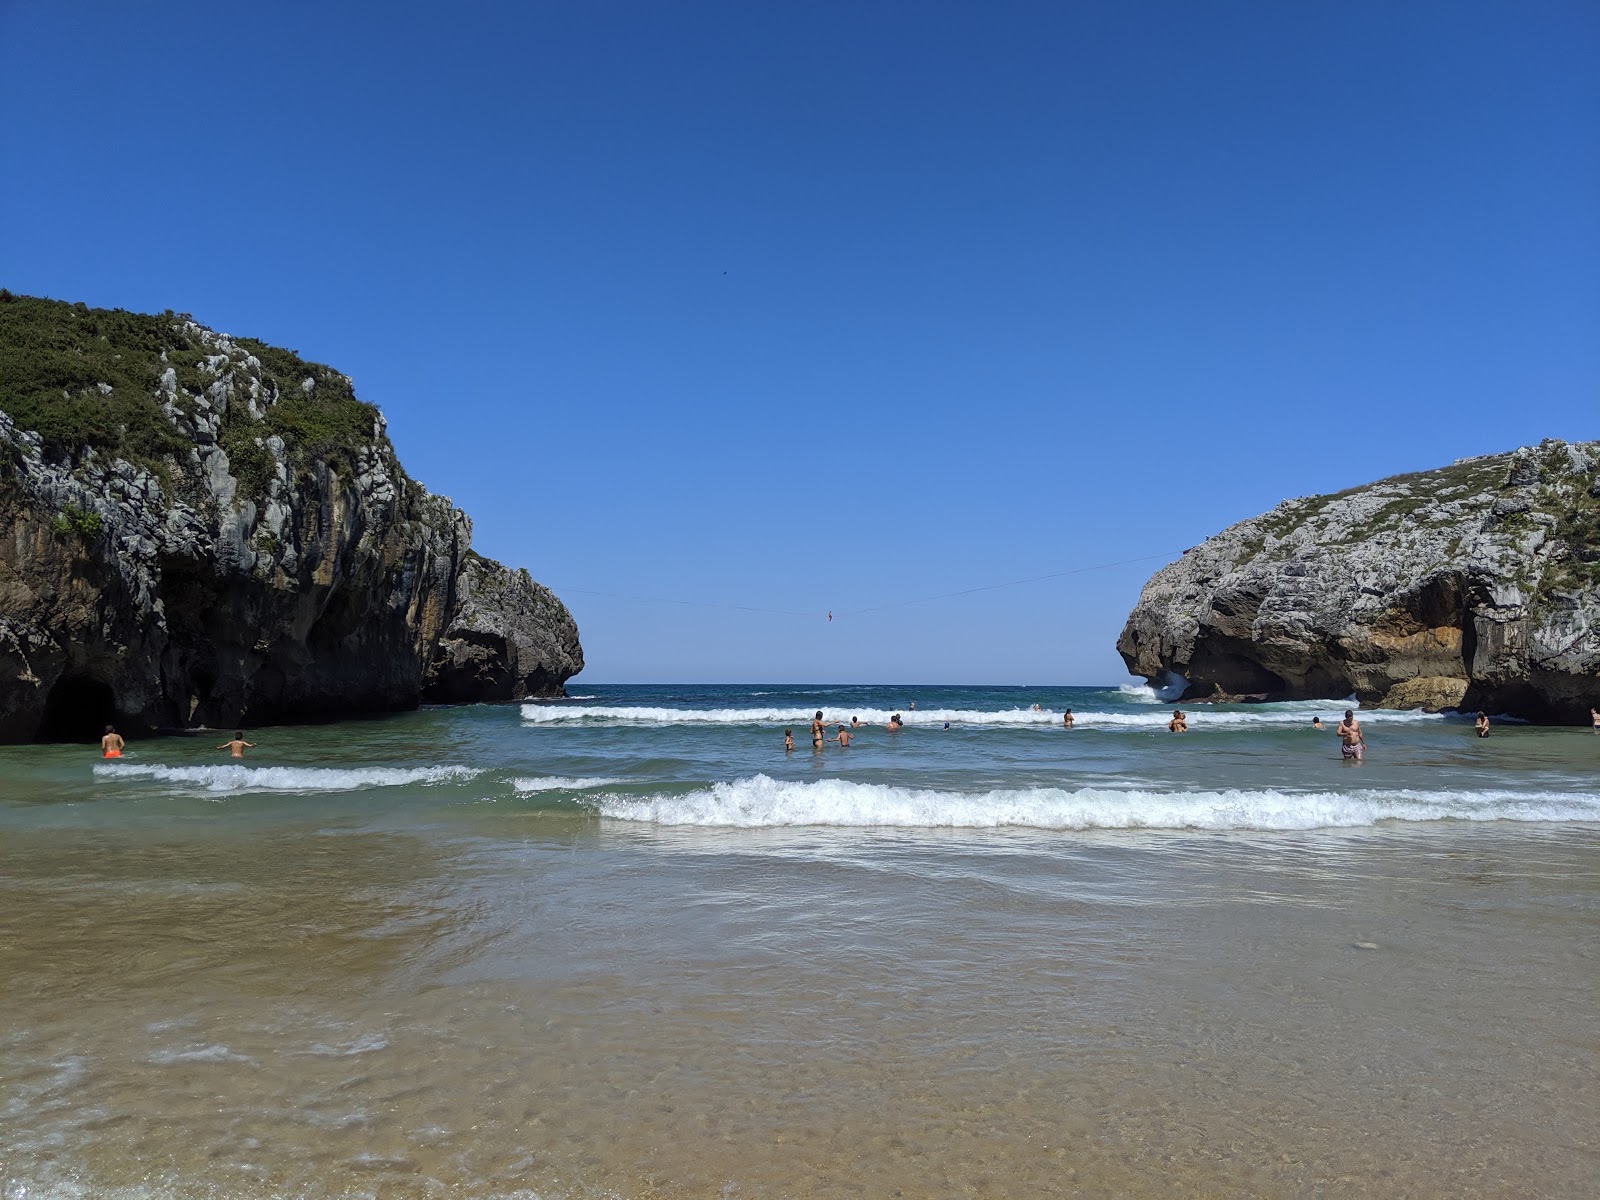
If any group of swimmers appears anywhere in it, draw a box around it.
[785,704,1528,763]
[100,725,254,759]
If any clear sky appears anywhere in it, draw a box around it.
[2,1,1597,684]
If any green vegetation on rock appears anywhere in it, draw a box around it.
[0,291,388,501]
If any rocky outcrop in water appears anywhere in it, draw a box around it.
[424,552,583,703]
[1117,440,1600,724]
[0,293,581,742]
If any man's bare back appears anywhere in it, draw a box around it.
[217,732,256,759]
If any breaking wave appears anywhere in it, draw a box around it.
[512,776,624,793]
[598,774,1600,831]
[521,703,1445,730]
[93,763,479,794]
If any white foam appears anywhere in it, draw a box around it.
[93,763,479,795]
[146,1044,257,1066]
[598,774,1600,831]
[512,776,624,793]
[307,1033,389,1057]
[520,702,1443,730]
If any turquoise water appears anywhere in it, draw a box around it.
[9,683,1594,830]
[2,685,1597,1197]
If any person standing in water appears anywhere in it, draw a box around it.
[835,724,852,748]
[1312,717,1324,731]
[100,725,124,759]
[784,729,795,752]
[217,731,256,759]
[1167,710,1188,733]
[1062,709,1075,728]
[810,711,825,750]
[1591,706,1599,734]
[1336,710,1365,761]
[1475,711,1491,738]
[887,714,903,732]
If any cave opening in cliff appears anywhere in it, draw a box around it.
[36,675,119,743]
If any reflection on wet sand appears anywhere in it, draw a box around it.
[4,814,1597,1198]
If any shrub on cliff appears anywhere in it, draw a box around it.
[0,291,383,498]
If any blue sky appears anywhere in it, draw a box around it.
[3,1,1596,683]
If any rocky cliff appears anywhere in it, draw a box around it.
[1118,440,1600,723]
[0,292,581,742]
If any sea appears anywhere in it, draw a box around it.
[1,683,1596,1199]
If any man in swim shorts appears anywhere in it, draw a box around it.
[1336,710,1364,760]
[811,710,825,750]
[100,725,124,758]
[217,731,256,759]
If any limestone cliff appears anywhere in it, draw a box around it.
[0,293,581,741]
[424,551,584,703]
[1117,440,1600,724]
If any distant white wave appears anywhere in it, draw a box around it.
[599,775,1600,831]
[521,703,1443,730]
[94,763,479,794]
[512,776,624,793]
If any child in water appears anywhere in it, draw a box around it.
[784,729,795,752]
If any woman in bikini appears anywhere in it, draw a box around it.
[810,710,825,750]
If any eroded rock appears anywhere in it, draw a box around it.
[1117,440,1600,723]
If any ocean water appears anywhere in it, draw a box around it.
[1,683,1597,1198]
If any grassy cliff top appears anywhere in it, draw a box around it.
[0,291,388,494]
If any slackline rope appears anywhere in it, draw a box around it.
[549,551,1180,621]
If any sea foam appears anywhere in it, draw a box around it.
[598,774,1600,831]
[521,702,1443,730]
[93,763,479,794]
[512,776,624,793]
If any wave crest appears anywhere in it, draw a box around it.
[93,763,479,795]
[521,703,1443,730]
[598,775,1600,831]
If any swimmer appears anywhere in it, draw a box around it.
[1475,711,1490,738]
[1311,716,1324,730]
[1062,709,1074,728]
[1031,703,1042,713]
[887,713,903,732]
[834,724,852,748]
[850,716,864,729]
[100,724,124,759]
[1167,710,1188,733]
[1336,710,1364,761]
[909,701,916,711]
[784,729,795,752]
[217,731,256,759]
[942,720,950,730]
[1592,706,1599,734]
[811,710,825,750]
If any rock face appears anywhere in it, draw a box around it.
[0,293,582,742]
[1117,440,1600,724]
[424,552,583,703]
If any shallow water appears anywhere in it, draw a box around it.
[2,685,1597,1197]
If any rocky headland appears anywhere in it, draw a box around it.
[1118,440,1600,724]
[0,292,581,742]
